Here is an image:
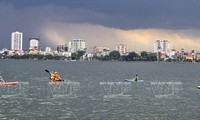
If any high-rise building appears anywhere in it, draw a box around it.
[68,39,86,53]
[115,44,128,55]
[154,40,170,54]
[57,44,68,52]
[29,38,39,50]
[11,31,23,50]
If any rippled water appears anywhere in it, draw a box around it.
[0,59,200,119]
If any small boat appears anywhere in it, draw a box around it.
[0,81,19,86]
[0,75,19,87]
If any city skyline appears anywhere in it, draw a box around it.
[3,31,200,54]
[1,0,200,52]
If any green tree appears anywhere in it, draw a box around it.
[120,55,126,61]
[109,50,120,60]
[71,53,78,60]
[126,51,139,61]
[148,53,157,61]
[45,54,54,60]
[141,51,148,61]
[103,55,110,61]
[77,50,86,59]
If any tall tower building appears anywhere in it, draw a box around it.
[154,40,170,54]
[68,39,86,53]
[29,38,39,50]
[11,31,23,50]
[115,44,128,55]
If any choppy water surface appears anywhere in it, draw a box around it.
[0,59,200,119]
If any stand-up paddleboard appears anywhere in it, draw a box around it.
[197,86,200,89]
[124,79,144,83]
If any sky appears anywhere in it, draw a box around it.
[1,0,200,52]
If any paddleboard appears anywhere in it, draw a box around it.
[124,79,144,82]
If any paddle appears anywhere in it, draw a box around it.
[45,69,50,74]
[45,69,64,82]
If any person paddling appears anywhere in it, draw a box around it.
[133,74,139,82]
[45,69,63,82]
[49,71,54,81]
[0,75,5,83]
[53,72,62,81]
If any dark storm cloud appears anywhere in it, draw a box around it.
[1,0,200,50]
[2,0,200,29]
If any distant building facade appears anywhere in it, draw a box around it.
[196,53,200,61]
[29,38,39,50]
[168,49,176,59]
[45,47,52,53]
[68,39,86,53]
[115,44,128,55]
[57,44,68,53]
[11,31,23,50]
[154,40,170,54]
[94,46,110,57]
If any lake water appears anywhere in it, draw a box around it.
[0,59,200,120]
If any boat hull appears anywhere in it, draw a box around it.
[0,81,19,86]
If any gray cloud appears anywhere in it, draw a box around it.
[0,0,200,51]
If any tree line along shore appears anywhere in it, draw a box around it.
[0,50,198,62]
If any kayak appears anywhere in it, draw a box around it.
[197,86,200,89]
[124,79,144,82]
[0,81,19,86]
[45,69,64,82]
[50,79,64,82]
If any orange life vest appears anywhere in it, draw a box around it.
[54,73,60,81]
